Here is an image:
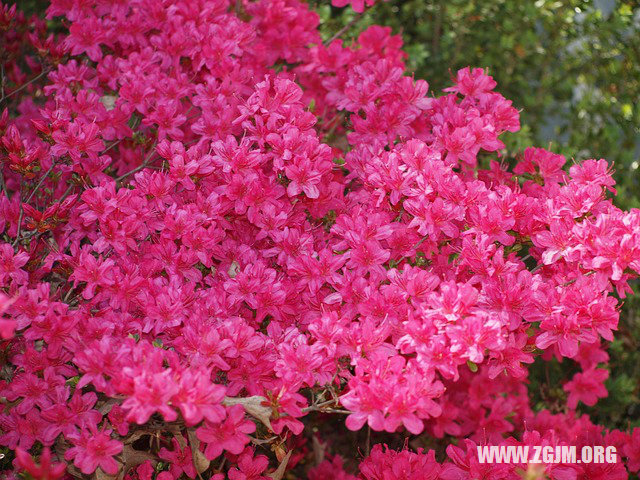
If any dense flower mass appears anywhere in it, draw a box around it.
[0,0,639,478]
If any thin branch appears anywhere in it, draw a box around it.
[100,138,124,156]
[303,397,350,415]
[12,185,24,248]
[412,234,429,251]
[324,12,365,46]
[530,263,543,274]
[12,162,56,247]
[115,157,157,182]
[0,170,8,198]
[25,161,56,204]
[115,140,158,182]
[317,408,350,415]
[216,456,227,474]
[249,435,278,446]
[302,398,339,413]
[0,68,49,104]
[0,63,5,103]
[62,287,76,303]
[58,183,76,204]
[561,270,596,287]
[365,425,371,456]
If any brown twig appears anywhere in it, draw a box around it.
[412,234,429,251]
[0,68,49,104]
[100,138,124,156]
[12,162,56,247]
[115,140,158,182]
[302,398,339,412]
[0,170,8,198]
[0,63,5,104]
[11,185,23,248]
[25,161,56,204]
[58,183,76,204]
[365,425,371,456]
[324,12,365,46]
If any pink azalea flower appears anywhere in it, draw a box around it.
[64,425,123,475]
[196,405,256,460]
[564,368,609,409]
[14,447,66,480]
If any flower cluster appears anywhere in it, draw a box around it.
[1,0,639,478]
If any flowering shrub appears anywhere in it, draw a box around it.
[1,0,640,479]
